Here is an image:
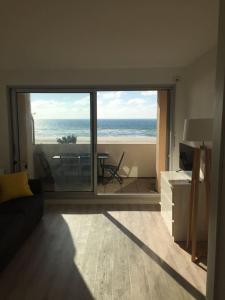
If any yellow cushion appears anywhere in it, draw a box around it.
[0,172,33,203]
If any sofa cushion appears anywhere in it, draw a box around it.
[0,196,44,271]
[0,178,44,272]
[0,213,25,241]
[0,195,43,220]
[0,213,26,260]
[28,179,42,195]
[0,172,33,203]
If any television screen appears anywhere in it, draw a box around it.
[179,143,194,171]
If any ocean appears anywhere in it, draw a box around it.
[34,119,157,141]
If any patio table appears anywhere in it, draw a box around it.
[52,153,109,181]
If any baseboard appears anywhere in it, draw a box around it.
[45,194,160,205]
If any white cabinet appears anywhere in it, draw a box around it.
[161,171,207,242]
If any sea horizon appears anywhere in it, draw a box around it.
[33,118,157,142]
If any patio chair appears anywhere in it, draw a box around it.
[35,151,55,183]
[103,152,125,184]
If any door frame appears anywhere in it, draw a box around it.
[9,85,175,200]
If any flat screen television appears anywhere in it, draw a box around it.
[179,143,194,171]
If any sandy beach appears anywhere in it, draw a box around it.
[35,136,156,145]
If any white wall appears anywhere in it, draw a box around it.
[170,48,217,166]
[184,48,217,119]
[0,1,218,176]
[0,67,186,173]
[0,56,217,174]
[0,1,218,70]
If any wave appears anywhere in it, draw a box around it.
[34,119,157,138]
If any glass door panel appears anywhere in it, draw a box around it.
[96,90,157,194]
[16,92,93,192]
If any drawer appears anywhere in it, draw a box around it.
[161,192,173,222]
[172,219,187,242]
[161,176,172,200]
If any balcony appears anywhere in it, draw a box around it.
[32,137,156,194]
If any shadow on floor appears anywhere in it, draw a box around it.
[103,211,206,300]
[0,214,94,300]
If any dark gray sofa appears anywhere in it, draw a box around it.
[0,179,44,271]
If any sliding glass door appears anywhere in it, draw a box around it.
[12,92,94,192]
[10,87,171,197]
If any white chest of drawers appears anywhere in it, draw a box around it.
[160,171,207,242]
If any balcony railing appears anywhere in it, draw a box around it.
[31,140,156,192]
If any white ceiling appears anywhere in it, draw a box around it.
[0,0,219,70]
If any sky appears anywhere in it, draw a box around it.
[30,91,157,119]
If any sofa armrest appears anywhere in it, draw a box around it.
[28,179,42,194]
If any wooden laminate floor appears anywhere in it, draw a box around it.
[0,205,206,300]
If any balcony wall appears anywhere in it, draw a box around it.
[34,142,156,178]
[97,143,156,177]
